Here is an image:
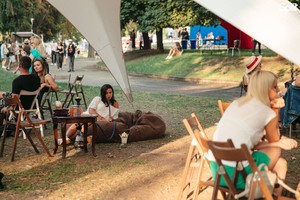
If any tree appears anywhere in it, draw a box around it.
[121,0,219,51]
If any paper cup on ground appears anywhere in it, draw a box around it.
[119,132,129,144]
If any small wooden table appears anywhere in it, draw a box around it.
[52,114,97,158]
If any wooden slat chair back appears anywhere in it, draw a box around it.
[39,88,54,129]
[0,95,52,162]
[19,88,44,139]
[53,74,72,106]
[71,75,87,109]
[207,141,273,200]
[178,113,210,200]
[58,75,87,109]
[217,100,231,116]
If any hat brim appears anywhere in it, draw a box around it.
[246,55,262,74]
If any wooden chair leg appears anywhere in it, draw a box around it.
[177,144,196,200]
[11,125,21,162]
[21,127,39,154]
[192,159,206,200]
[0,123,9,157]
[31,126,52,157]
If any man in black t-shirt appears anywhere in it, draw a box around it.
[0,56,40,128]
[11,56,40,109]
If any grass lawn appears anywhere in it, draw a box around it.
[0,50,299,199]
[115,49,299,84]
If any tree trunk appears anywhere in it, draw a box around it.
[156,28,164,52]
[88,43,95,58]
[143,32,151,50]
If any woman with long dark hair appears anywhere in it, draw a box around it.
[64,84,119,144]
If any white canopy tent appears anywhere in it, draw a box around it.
[47,0,133,102]
[48,0,300,103]
[194,0,300,66]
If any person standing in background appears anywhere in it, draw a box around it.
[56,41,64,71]
[139,32,143,50]
[1,40,8,69]
[67,40,76,72]
[50,40,57,66]
[130,30,136,49]
[63,41,67,66]
[252,38,261,56]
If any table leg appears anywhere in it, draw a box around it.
[61,122,67,158]
[92,121,97,157]
[83,123,88,153]
[53,122,58,154]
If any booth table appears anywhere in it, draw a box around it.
[52,114,97,158]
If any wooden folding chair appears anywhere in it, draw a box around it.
[178,113,211,200]
[59,75,87,109]
[40,88,54,129]
[18,88,45,139]
[53,74,72,104]
[0,95,52,162]
[207,141,274,200]
[217,100,231,116]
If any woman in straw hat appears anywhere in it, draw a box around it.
[209,70,298,196]
[242,55,262,93]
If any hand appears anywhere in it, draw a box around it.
[41,83,47,88]
[271,98,285,109]
[1,107,8,113]
[108,116,113,122]
[97,116,105,121]
[279,136,298,150]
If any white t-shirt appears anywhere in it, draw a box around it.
[83,96,119,120]
[208,98,276,167]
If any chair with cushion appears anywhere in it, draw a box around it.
[0,95,52,161]
[207,140,274,200]
[227,40,241,56]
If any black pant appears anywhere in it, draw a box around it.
[51,51,56,63]
[252,40,261,54]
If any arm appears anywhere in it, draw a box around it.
[255,116,298,150]
[254,136,297,151]
[88,108,105,121]
[44,75,59,92]
[264,116,280,142]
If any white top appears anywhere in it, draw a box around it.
[208,98,276,167]
[83,96,119,120]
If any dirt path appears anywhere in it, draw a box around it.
[49,59,241,99]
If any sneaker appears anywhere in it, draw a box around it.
[1,66,6,69]
[57,138,71,145]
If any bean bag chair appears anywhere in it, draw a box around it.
[87,110,166,143]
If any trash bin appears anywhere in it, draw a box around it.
[181,40,187,49]
[190,40,196,49]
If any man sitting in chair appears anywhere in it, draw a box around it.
[0,56,40,127]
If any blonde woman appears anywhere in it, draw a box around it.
[208,71,298,196]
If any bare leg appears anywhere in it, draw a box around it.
[66,124,78,140]
[259,147,286,196]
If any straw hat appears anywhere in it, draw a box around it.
[245,55,262,73]
[23,39,30,44]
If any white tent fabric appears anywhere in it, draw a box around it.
[194,0,300,66]
[47,0,133,102]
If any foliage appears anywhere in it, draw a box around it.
[121,0,219,51]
